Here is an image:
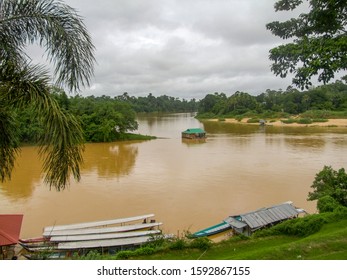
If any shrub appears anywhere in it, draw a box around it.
[281,118,296,124]
[275,215,326,237]
[329,205,347,221]
[255,215,326,237]
[296,118,313,124]
[317,196,340,213]
[169,238,187,250]
[73,250,103,260]
[135,246,155,255]
[116,250,136,259]
[189,237,212,250]
[247,118,260,123]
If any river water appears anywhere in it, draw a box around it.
[1,113,347,238]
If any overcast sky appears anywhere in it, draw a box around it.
[53,0,306,99]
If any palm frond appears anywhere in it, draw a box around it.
[0,0,94,190]
[0,0,95,91]
[0,106,20,182]
[1,62,85,190]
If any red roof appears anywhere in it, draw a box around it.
[0,214,23,246]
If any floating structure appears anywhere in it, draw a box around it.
[20,214,165,258]
[181,128,206,139]
[192,201,306,238]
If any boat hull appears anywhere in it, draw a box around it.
[20,214,165,258]
[192,221,231,237]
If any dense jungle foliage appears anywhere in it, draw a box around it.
[15,80,347,144]
[16,89,198,143]
[197,80,347,118]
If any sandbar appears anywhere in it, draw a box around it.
[208,118,347,127]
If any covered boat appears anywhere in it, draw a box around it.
[181,128,206,139]
[20,214,165,258]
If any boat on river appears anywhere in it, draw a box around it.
[181,128,206,139]
[192,201,306,238]
[192,219,232,238]
[20,214,165,258]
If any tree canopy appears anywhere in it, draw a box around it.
[267,0,347,89]
[308,166,347,208]
[197,81,347,117]
[0,0,95,190]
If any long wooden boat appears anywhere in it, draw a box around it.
[24,251,67,260]
[57,235,154,250]
[43,222,162,237]
[49,229,161,242]
[20,214,165,257]
[43,214,155,232]
[19,236,49,244]
[192,219,231,237]
[20,242,56,252]
[20,230,162,251]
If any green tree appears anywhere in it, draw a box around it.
[308,166,347,207]
[0,0,95,190]
[69,96,138,143]
[225,91,257,115]
[198,93,227,115]
[267,0,347,89]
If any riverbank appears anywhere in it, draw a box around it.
[207,118,347,127]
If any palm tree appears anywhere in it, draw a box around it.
[0,0,95,190]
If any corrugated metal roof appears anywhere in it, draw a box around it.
[182,128,205,134]
[231,202,300,230]
[0,214,23,246]
[224,217,247,229]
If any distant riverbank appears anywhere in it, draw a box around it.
[207,118,347,127]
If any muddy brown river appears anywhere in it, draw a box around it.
[1,113,347,238]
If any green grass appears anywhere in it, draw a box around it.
[116,133,156,141]
[281,118,329,125]
[127,218,347,260]
[74,210,347,260]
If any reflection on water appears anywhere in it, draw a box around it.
[181,138,206,146]
[285,136,326,150]
[0,146,42,199]
[1,114,347,238]
[82,142,139,179]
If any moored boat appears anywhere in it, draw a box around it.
[43,214,155,232]
[50,229,161,242]
[192,201,306,238]
[20,214,165,258]
[192,220,231,238]
[43,222,162,237]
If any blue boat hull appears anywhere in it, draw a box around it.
[192,221,231,237]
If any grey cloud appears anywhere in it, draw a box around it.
[60,0,305,99]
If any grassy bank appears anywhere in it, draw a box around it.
[76,209,347,260]
[114,133,156,141]
[127,219,347,260]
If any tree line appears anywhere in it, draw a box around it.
[116,92,198,113]
[15,90,199,144]
[197,80,347,118]
[15,79,347,146]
